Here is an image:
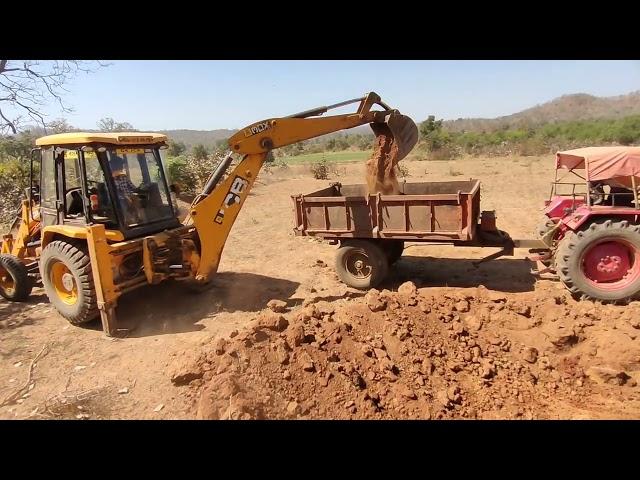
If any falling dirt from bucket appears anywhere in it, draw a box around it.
[365,113,418,195]
[365,125,401,195]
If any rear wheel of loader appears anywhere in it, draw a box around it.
[40,241,99,325]
[555,220,640,303]
[335,240,389,290]
[0,254,32,301]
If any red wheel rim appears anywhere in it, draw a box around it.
[581,239,640,291]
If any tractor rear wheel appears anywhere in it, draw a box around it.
[335,240,389,289]
[40,241,99,325]
[555,220,640,303]
[0,254,32,301]
[537,217,557,238]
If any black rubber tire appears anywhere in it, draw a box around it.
[383,240,405,265]
[40,241,99,325]
[555,219,640,303]
[0,254,32,301]
[335,240,389,290]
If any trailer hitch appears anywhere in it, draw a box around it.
[472,241,515,267]
[472,229,515,267]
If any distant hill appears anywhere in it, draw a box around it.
[161,125,374,149]
[159,129,237,149]
[443,91,640,132]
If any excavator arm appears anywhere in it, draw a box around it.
[187,92,418,282]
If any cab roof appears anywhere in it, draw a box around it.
[35,132,167,147]
[556,146,640,182]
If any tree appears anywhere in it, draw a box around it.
[97,117,135,132]
[358,137,372,150]
[0,133,35,226]
[46,118,74,133]
[192,144,209,161]
[0,60,107,135]
[167,140,186,157]
[419,115,443,139]
[334,137,350,151]
[419,115,451,152]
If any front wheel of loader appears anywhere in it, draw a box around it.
[40,241,99,325]
[555,220,640,303]
[335,240,389,290]
[0,254,33,301]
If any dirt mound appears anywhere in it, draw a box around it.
[170,284,640,420]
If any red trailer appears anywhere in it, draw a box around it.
[292,179,519,290]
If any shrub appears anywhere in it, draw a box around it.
[310,159,330,180]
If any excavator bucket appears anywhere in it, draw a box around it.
[382,112,419,161]
[369,112,419,162]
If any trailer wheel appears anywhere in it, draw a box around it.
[555,220,640,303]
[383,240,405,264]
[0,254,32,301]
[335,240,389,289]
[40,241,99,325]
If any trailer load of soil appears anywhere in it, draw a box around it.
[169,284,640,420]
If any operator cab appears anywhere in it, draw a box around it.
[33,132,180,239]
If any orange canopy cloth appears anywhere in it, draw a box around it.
[556,147,640,184]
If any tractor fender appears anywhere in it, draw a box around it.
[560,205,640,232]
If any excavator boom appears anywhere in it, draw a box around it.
[188,92,418,282]
[228,92,417,158]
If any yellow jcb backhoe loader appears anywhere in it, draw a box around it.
[0,92,418,336]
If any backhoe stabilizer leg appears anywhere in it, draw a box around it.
[99,302,119,337]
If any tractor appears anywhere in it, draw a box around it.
[532,146,640,302]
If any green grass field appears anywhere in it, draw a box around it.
[277,150,370,164]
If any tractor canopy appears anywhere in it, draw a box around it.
[556,146,640,188]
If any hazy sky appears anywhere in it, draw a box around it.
[22,60,640,131]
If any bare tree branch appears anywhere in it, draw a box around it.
[0,106,16,134]
[0,60,107,135]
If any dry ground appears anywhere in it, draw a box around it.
[1,155,638,419]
